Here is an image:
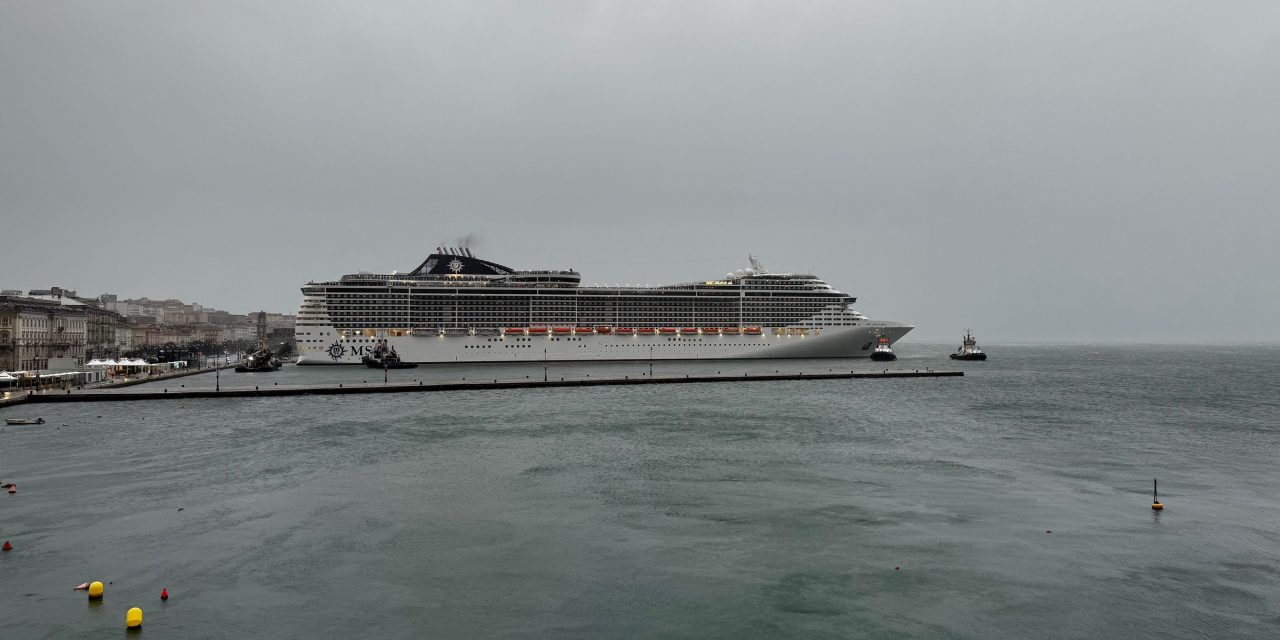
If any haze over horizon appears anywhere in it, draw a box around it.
[3,1,1277,343]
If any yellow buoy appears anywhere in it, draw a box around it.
[1151,478,1164,510]
[88,581,104,599]
[126,607,143,629]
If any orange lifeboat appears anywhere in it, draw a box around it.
[574,327,594,335]
[721,327,741,335]
[638,327,657,334]
[595,326,613,335]
[504,328,526,336]
[680,327,699,335]
[615,327,634,335]
[659,328,678,334]
[552,327,572,335]
[528,327,549,335]
[744,327,763,335]
[700,327,720,334]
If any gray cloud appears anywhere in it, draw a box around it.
[2,1,1278,341]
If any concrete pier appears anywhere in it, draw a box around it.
[2,370,961,406]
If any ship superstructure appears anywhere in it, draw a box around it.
[295,249,912,364]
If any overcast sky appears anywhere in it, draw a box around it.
[2,1,1277,342]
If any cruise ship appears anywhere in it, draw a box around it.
[295,249,912,365]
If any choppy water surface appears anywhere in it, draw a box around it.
[2,345,1277,638]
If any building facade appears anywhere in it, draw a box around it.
[0,298,87,371]
[0,304,15,371]
[80,304,127,359]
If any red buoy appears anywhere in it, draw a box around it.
[161,588,169,601]
[2,540,12,551]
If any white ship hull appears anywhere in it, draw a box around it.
[298,324,913,365]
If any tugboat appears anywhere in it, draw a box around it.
[362,340,418,369]
[949,329,987,361]
[234,344,282,372]
[869,333,897,361]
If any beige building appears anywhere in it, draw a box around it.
[220,325,256,341]
[129,324,195,347]
[115,325,133,352]
[164,308,209,325]
[0,298,87,371]
[194,324,223,343]
[77,302,127,359]
[0,304,14,371]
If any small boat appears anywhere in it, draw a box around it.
[700,327,720,334]
[659,328,677,334]
[637,328,656,334]
[614,327,634,335]
[361,341,418,369]
[574,327,594,335]
[744,327,763,335]
[869,334,897,361]
[528,327,549,335]
[504,327,526,336]
[949,329,987,361]
[552,327,572,335]
[4,418,45,425]
[680,327,699,335]
[721,327,741,335]
[595,326,613,335]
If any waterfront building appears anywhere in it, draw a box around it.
[0,297,88,371]
[194,324,224,343]
[129,323,195,347]
[221,324,258,342]
[0,304,14,371]
[115,324,133,353]
[73,301,127,359]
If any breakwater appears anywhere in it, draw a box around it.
[3,369,961,405]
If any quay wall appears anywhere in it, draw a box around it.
[3,370,962,406]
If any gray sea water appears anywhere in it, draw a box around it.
[1,344,1278,638]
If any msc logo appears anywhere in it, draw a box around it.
[327,342,378,360]
[327,342,346,360]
